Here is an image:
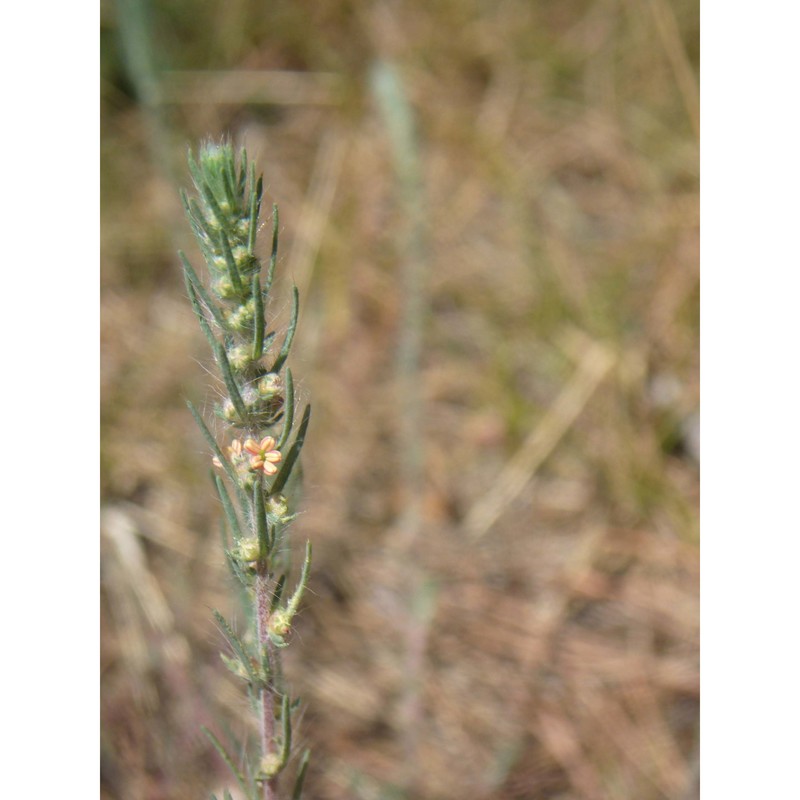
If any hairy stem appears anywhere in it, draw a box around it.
[256,569,279,800]
[182,144,310,797]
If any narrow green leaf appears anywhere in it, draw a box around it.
[212,609,262,687]
[224,548,251,587]
[255,175,264,219]
[183,277,218,355]
[186,398,227,470]
[247,165,261,255]
[179,187,193,220]
[246,754,260,799]
[291,749,311,800]
[252,273,265,360]
[186,400,246,506]
[276,368,295,451]
[180,251,227,329]
[214,475,243,541]
[271,404,311,495]
[187,197,218,249]
[279,692,292,768]
[213,338,248,422]
[218,228,244,296]
[263,204,279,295]
[222,158,238,213]
[198,177,228,232]
[238,150,248,196]
[271,285,299,373]
[218,517,229,552]
[253,480,271,560]
[270,574,287,613]
[187,149,203,192]
[202,727,254,800]
[285,540,312,619]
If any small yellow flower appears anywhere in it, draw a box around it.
[243,436,282,476]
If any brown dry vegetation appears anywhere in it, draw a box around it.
[101,1,699,798]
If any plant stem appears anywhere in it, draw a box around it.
[256,569,278,800]
[372,59,430,794]
[182,144,311,797]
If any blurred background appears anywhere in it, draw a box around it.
[100,1,699,798]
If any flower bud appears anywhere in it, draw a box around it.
[258,753,283,779]
[210,253,228,272]
[266,494,290,523]
[212,275,236,299]
[269,609,292,637]
[219,398,239,423]
[241,384,262,409]
[232,244,256,273]
[226,344,255,371]
[236,537,260,562]
[257,373,282,401]
[236,217,251,238]
[225,299,256,331]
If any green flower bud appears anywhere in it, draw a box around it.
[200,144,227,170]
[210,253,228,272]
[257,373,282,401]
[241,384,262,408]
[224,299,256,331]
[236,537,260,562]
[266,494,290,523]
[258,753,283,779]
[269,609,292,637]
[235,217,251,237]
[232,244,256,273]
[227,344,255,371]
[212,275,236,299]
[219,398,239,423]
